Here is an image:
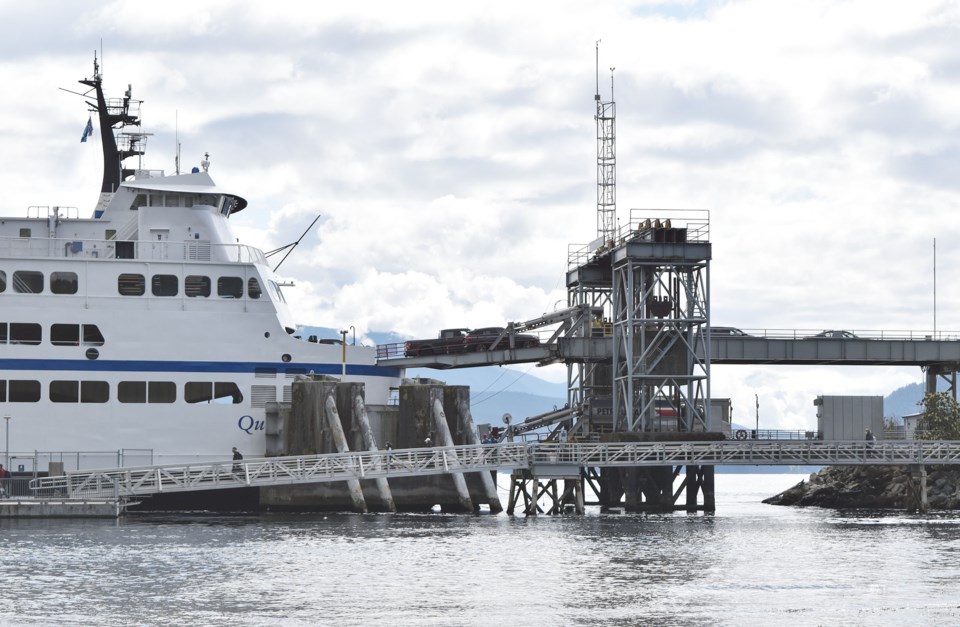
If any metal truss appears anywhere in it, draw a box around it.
[612,253,710,432]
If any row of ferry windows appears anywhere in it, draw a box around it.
[0,380,243,404]
[0,271,78,294]
[0,323,104,346]
[0,270,265,300]
[119,274,262,299]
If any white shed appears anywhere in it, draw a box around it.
[814,395,884,440]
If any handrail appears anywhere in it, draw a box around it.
[27,440,960,500]
[0,235,267,265]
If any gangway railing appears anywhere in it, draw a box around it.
[527,440,960,468]
[29,444,530,500]
[28,440,960,501]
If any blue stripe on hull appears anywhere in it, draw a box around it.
[0,358,401,378]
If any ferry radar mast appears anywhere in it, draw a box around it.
[78,52,143,195]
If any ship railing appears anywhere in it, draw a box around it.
[0,236,267,265]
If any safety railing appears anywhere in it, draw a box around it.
[29,444,531,500]
[0,236,267,265]
[27,440,960,500]
[527,440,960,467]
[717,329,960,341]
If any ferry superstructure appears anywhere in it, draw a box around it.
[0,59,401,465]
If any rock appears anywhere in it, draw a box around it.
[765,465,960,510]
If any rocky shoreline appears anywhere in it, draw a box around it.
[764,465,960,510]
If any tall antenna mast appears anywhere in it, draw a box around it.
[595,41,617,243]
[175,110,181,175]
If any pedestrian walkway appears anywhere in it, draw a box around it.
[28,439,960,500]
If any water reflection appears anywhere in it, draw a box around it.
[2,475,960,625]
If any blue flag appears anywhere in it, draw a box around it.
[81,116,93,143]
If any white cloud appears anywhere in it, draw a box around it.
[2,0,958,428]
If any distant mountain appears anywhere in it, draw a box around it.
[885,383,925,420]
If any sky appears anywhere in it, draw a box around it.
[1,0,959,429]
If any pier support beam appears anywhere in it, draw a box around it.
[907,464,929,514]
[681,465,716,513]
[432,398,473,512]
[458,399,504,513]
[324,394,368,513]
[353,392,396,512]
[506,470,583,516]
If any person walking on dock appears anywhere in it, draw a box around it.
[232,446,243,473]
[0,464,8,499]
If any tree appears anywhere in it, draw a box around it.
[917,392,960,440]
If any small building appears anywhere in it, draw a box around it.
[902,413,922,440]
[711,398,732,437]
[814,395,884,440]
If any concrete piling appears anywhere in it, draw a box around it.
[432,397,474,512]
[458,399,504,513]
[354,393,396,512]
[323,394,368,513]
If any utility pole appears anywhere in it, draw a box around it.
[4,415,10,470]
[754,394,759,438]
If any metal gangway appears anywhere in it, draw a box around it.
[29,440,960,500]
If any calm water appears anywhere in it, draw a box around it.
[2,473,959,626]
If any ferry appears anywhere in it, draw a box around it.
[0,58,402,469]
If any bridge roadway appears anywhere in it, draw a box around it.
[29,440,960,500]
[377,331,960,369]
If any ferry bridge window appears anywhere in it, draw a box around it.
[50,380,109,403]
[10,323,41,345]
[83,325,105,346]
[7,380,40,402]
[118,381,177,403]
[185,275,211,298]
[118,273,145,296]
[0,270,5,293]
[149,381,176,403]
[0,323,6,343]
[184,381,244,404]
[217,276,243,299]
[50,272,78,295]
[268,280,287,303]
[51,324,80,346]
[151,274,178,297]
[13,270,43,294]
[118,381,146,403]
[247,278,262,299]
[0,381,4,402]
[50,380,79,403]
[81,381,109,403]
[132,194,147,210]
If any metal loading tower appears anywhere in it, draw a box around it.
[611,213,712,433]
[566,211,712,436]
